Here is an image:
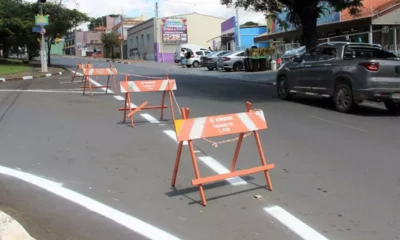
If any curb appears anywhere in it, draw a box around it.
[105,60,143,64]
[0,71,64,83]
[0,211,35,240]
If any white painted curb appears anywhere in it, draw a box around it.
[0,211,35,240]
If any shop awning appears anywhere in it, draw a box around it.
[207,33,235,42]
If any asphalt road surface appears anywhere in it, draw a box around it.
[0,56,399,240]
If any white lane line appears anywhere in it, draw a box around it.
[198,156,246,186]
[264,206,329,240]
[140,113,160,123]
[69,67,247,189]
[310,115,368,133]
[114,95,125,101]
[22,76,33,80]
[0,165,181,240]
[0,89,103,94]
[113,95,160,123]
[70,70,114,93]
[163,130,188,145]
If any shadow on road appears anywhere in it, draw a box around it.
[293,97,398,117]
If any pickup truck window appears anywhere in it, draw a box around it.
[302,48,320,62]
[319,47,337,61]
[345,47,397,59]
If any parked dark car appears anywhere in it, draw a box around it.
[200,51,231,70]
[276,42,400,113]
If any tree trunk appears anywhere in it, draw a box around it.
[298,6,318,49]
[111,46,114,60]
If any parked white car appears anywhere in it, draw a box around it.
[183,50,211,68]
[174,44,207,63]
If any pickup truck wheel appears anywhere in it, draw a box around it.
[334,84,354,113]
[384,100,400,114]
[207,66,214,70]
[277,76,291,100]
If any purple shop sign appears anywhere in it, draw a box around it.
[221,16,235,33]
[161,18,188,44]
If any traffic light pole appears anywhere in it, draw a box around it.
[39,3,48,72]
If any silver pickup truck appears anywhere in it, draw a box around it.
[276,42,400,113]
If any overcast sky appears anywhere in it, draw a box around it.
[41,0,267,30]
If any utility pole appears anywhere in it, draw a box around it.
[236,8,241,50]
[155,2,160,62]
[120,11,124,59]
[39,1,48,72]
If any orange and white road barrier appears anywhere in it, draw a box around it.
[119,74,177,127]
[71,62,93,82]
[81,66,118,97]
[171,101,275,206]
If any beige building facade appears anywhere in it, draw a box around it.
[127,12,225,62]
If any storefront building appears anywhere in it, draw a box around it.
[255,0,400,55]
[126,13,225,62]
[209,16,269,51]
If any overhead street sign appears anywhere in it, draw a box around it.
[32,26,41,33]
[35,15,49,26]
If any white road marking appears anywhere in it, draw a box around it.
[140,113,160,123]
[0,89,102,94]
[114,95,125,101]
[310,116,368,133]
[69,67,251,191]
[198,156,246,186]
[163,130,188,145]
[264,206,329,240]
[70,70,114,93]
[22,76,33,80]
[0,165,181,240]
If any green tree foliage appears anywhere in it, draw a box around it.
[0,0,39,59]
[0,0,88,64]
[42,1,89,65]
[88,17,105,31]
[221,0,363,49]
[241,21,259,27]
[101,32,120,59]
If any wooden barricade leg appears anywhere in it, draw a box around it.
[160,91,166,120]
[128,101,148,127]
[171,108,207,206]
[166,74,176,121]
[112,75,117,94]
[230,102,252,172]
[82,76,87,95]
[171,142,183,187]
[105,75,110,94]
[88,77,93,97]
[71,64,79,82]
[122,93,129,122]
[253,128,273,191]
[168,90,176,121]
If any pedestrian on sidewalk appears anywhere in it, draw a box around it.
[180,49,186,67]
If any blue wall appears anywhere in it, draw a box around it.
[239,26,269,48]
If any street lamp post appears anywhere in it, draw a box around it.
[120,12,124,60]
[38,0,48,72]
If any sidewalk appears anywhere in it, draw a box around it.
[0,209,35,240]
